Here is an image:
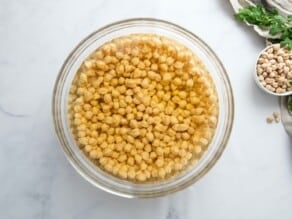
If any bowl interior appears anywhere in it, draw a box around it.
[53,18,234,198]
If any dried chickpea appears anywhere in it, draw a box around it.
[256,44,292,94]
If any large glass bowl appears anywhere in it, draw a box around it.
[52,18,234,198]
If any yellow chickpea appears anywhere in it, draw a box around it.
[127,156,135,166]
[69,33,218,183]
[128,170,136,179]
[136,172,146,181]
[158,168,166,178]
[135,154,142,164]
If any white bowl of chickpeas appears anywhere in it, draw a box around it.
[52,18,234,198]
[255,44,292,96]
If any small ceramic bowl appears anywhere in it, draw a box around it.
[254,44,292,97]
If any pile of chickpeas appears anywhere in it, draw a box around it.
[257,44,292,94]
[68,34,219,182]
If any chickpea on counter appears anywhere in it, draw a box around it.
[68,34,219,182]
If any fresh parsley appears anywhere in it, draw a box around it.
[235,6,292,49]
[288,100,292,111]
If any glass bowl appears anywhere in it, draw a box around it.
[52,18,234,198]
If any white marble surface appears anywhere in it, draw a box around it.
[0,0,291,218]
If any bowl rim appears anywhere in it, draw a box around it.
[52,17,234,198]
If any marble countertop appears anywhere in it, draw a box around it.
[1,0,291,218]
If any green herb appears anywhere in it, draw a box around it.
[280,38,292,49]
[235,6,292,49]
[289,81,292,86]
[288,100,292,111]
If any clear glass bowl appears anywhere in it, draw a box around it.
[52,18,234,198]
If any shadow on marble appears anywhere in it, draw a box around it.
[288,137,292,169]
[249,69,279,110]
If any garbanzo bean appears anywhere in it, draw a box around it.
[68,34,218,182]
[256,44,292,94]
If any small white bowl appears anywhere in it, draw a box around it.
[254,44,292,97]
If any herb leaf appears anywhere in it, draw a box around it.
[288,100,292,111]
[280,38,292,50]
[235,6,292,50]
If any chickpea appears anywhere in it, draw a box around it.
[172,123,189,132]
[257,44,292,93]
[146,132,154,142]
[69,33,218,182]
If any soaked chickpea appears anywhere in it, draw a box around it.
[68,34,219,182]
